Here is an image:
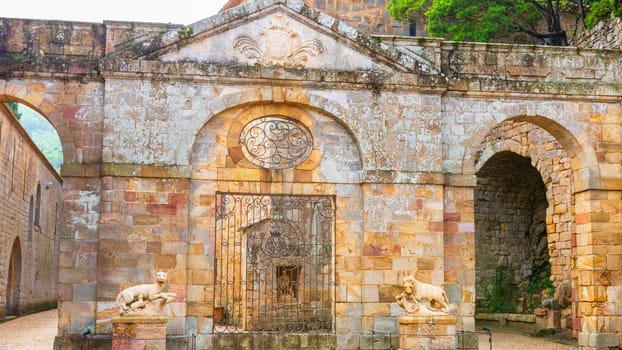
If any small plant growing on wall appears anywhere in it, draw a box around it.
[523,263,554,312]
[483,265,518,313]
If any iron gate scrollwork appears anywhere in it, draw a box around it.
[214,192,335,333]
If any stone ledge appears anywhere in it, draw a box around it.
[60,163,101,177]
[363,171,444,185]
[398,315,457,325]
[101,163,192,178]
[112,316,168,324]
[475,313,536,323]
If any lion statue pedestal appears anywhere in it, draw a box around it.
[395,276,457,350]
[111,272,176,350]
[111,316,167,350]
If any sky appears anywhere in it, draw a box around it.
[3,0,231,24]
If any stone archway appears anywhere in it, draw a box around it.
[6,238,22,317]
[474,118,577,332]
[475,151,551,314]
[188,101,363,345]
[0,81,77,164]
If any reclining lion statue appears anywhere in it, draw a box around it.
[395,275,450,316]
[116,271,177,316]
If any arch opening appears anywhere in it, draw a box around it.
[474,118,577,334]
[6,238,22,317]
[4,102,63,173]
[475,152,551,314]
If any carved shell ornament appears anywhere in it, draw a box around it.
[233,14,324,68]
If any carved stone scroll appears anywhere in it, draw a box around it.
[234,13,323,68]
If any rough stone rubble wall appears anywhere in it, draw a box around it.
[573,17,622,49]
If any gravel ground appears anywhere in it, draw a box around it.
[0,309,579,350]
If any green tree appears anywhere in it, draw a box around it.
[585,0,622,28]
[388,0,621,45]
[5,103,63,172]
[6,101,22,120]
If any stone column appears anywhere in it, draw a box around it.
[112,316,168,350]
[398,315,457,350]
[574,190,622,350]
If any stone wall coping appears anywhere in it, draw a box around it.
[475,313,536,323]
[111,316,168,324]
[100,163,192,178]
[398,315,457,324]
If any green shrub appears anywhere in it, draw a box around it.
[483,265,517,313]
[585,0,622,29]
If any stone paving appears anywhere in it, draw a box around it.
[0,309,579,350]
[476,330,578,350]
[0,309,57,350]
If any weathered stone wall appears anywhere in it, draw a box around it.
[0,18,105,58]
[573,17,622,49]
[1,2,622,349]
[0,104,61,318]
[95,176,189,334]
[306,0,413,36]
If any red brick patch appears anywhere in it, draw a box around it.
[123,191,137,202]
[575,213,587,224]
[168,193,188,206]
[146,204,177,216]
[443,212,461,222]
[362,244,400,256]
[63,105,79,120]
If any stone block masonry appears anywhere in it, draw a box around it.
[0,1,620,349]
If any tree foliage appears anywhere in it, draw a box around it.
[6,101,22,120]
[585,0,622,28]
[388,0,622,45]
[5,102,63,172]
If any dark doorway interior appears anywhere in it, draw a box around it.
[6,237,22,316]
[475,152,551,313]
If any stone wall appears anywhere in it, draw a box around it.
[573,17,622,49]
[306,0,414,36]
[0,18,105,58]
[0,104,61,318]
[1,2,622,349]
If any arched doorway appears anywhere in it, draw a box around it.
[475,152,551,313]
[474,118,578,332]
[6,238,22,316]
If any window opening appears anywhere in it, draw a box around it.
[27,196,34,241]
[34,183,41,226]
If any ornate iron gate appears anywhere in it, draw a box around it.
[214,192,335,333]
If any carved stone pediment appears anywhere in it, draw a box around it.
[234,14,323,68]
[157,11,405,72]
